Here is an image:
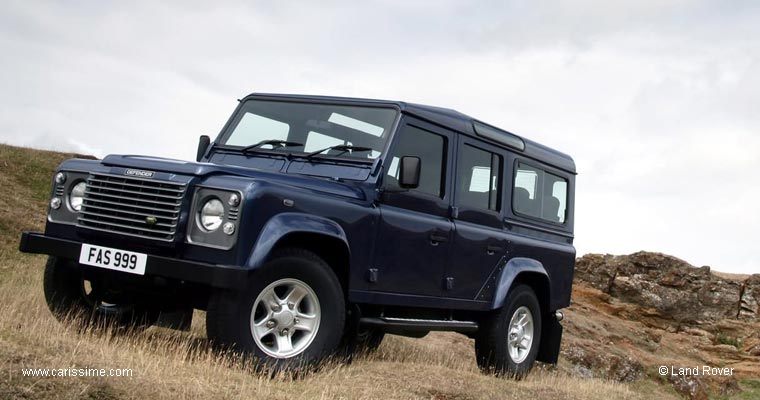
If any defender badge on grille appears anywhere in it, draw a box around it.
[125,169,155,178]
[145,216,158,226]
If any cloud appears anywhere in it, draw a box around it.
[0,1,758,273]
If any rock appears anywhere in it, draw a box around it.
[575,254,617,293]
[696,277,744,321]
[667,374,709,400]
[645,329,662,343]
[568,364,594,379]
[711,344,738,352]
[742,338,760,356]
[714,376,741,397]
[697,344,741,361]
[574,252,747,324]
[668,373,740,400]
[562,344,644,383]
[607,355,644,382]
[683,328,711,338]
[739,274,760,320]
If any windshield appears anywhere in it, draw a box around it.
[220,100,399,160]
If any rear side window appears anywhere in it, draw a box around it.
[386,125,446,197]
[513,162,567,223]
[456,144,501,211]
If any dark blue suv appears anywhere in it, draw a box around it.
[20,93,576,377]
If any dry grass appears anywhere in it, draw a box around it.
[1,253,645,400]
[0,144,89,249]
[712,271,752,281]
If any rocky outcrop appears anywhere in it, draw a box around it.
[562,344,644,382]
[566,253,758,400]
[667,374,709,400]
[739,274,760,320]
[575,252,756,324]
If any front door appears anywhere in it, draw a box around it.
[372,118,454,297]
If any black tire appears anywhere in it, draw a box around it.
[475,285,542,379]
[43,256,159,330]
[206,248,345,371]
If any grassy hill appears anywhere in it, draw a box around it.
[0,143,757,400]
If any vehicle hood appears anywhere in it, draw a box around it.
[98,154,368,201]
[104,154,244,176]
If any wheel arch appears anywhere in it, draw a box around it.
[245,213,351,291]
[490,257,551,312]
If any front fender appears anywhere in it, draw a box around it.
[245,212,348,270]
[490,257,550,310]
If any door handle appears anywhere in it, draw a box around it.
[429,232,448,245]
[486,244,503,255]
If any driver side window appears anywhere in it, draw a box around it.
[386,125,446,198]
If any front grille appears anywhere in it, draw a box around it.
[78,173,186,241]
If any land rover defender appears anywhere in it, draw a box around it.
[19,93,576,377]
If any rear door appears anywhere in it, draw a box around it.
[446,137,509,299]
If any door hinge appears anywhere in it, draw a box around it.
[445,277,455,290]
[367,268,379,283]
[449,206,459,219]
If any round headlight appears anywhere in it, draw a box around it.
[199,198,224,231]
[69,181,87,211]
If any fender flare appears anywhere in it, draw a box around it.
[490,257,550,310]
[244,212,349,270]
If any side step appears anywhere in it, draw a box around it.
[359,317,478,333]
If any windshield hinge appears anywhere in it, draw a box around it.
[449,206,459,219]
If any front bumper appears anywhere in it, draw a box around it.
[19,231,247,289]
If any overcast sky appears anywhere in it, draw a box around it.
[1,1,758,273]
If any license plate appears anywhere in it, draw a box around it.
[78,244,147,275]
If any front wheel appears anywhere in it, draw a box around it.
[206,248,345,371]
[43,256,159,330]
[475,285,542,379]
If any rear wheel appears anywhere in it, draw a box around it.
[475,285,542,379]
[43,256,159,330]
[206,248,345,371]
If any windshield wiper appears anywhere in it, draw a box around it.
[305,145,373,159]
[241,140,304,154]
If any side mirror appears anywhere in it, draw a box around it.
[399,156,421,189]
[196,135,211,162]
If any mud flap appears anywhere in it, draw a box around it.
[536,312,562,364]
[155,308,193,331]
